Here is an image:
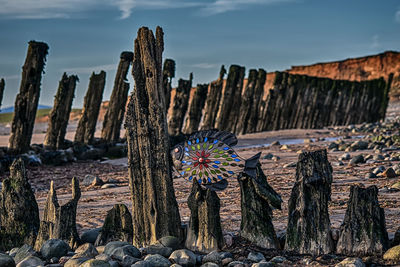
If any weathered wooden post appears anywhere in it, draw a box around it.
[246,69,266,134]
[74,71,106,144]
[8,41,49,154]
[125,26,182,247]
[168,74,193,136]
[238,164,281,249]
[285,149,334,255]
[0,78,5,109]
[44,73,79,149]
[34,178,81,250]
[0,159,40,250]
[101,52,133,143]
[182,83,209,134]
[95,204,133,246]
[214,65,245,132]
[163,59,175,111]
[336,185,389,256]
[235,69,258,135]
[186,180,224,253]
[200,65,226,130]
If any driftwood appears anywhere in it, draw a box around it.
[101,52,133,143]
[238,164,281,249]
[44,73,79,149]
[336,185,389,256]
[285,150,334,255]
[34,178,81,250]
[95,204,133,246]
[75,71,106,144]
[125,26,182,247]
[0,159,40,250]
[163,59,175,112]
[168,74,193,136]
[185,180,224,253]
[214,65,245,132]
[182,83,209,134]
[200,65,226,130]
[8,41,49,154]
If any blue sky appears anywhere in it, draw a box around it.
[0,0,399,108]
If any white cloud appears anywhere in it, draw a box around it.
[396,8,400,23]
[191,63,218,69]
[199,0,296,16]
[0,0,295,19]
[62,63,116,74]
[371,34,380,49]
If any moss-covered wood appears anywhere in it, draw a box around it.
[44,73,79,149]
[101,52,133,143]
[215,65,245,132]
[0,78,5,109]
[0,159,40,251]
[8,41,49,154]
[285,149,334,256]
[185,180,224,253]
[125,26,182,247]
[163,59,175,112]
[336,185,389,256]
[168,74,192,136]
[182,83,209,134]
[75,71,106,144]
[95,204,133,246]
[200,65,226,130]
[238,164,281,249]
[34,178,81,250]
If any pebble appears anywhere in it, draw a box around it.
[169,249,197,267]
[247,252,265,262]
[144,254,171,267]
[74,243,98,258]
[382,167,396,178]
[0,253,15,267]
[101,183,117,189]
[349,154,365,165]
[383,245,400,260]
[16,256,44,267]
[283,162,296,168]
[202,251,221,265]
[269,256,287,263]
[335,257,365,267]
[80,228,101,244]
[339,153,351,161]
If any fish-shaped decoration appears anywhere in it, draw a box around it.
[171,130,261,191]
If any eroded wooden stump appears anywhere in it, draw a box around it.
[0,78,4,109]
[34,178,81,250]
[285,149,334,255]
[75,71,106,144]
[182,83,208,134]
[0,159,40,250]
[162,58,175,112]
[44,73,79,149]
[185,180,224,253]
[8,41,49,154]
[336,185,389,256]
[238,164,282,249]
[101,52,133,143]
[125,26,182,247]
[95,204,133,246]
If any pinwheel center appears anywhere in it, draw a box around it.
[199,157,204,163]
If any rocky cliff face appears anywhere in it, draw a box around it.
[285,51,400,99]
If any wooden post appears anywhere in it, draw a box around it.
[44,73,79,149]
[182,83,209,134]
[336,185,389,256]
[74,71,106,144]
[285,149,334,256]
[214,65,245,132]
[185,180,224,253]
[125,26,182,247]
[168,74,193,136]
[101,52,133,143]
[199,65,226,130]
[238,164,281,249]
[235,69,258,135]
[34,178,81,250]
[245,69,266,134]
[8,41,49,154]
[0,78,5,109]
[0,159,40,251]
[163,59,175,112]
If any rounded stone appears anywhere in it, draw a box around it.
[0,253,16,267]
[103,241,130,255]
[109,245,140,260]
[64,257,91,267]
[40,239,70,260]
[383,245,400,261]
[144,254,171,267]
[16,256,44,267]
[247,252,265,262]
[169,249,197,267]
[74,243,98,258]
[202,251,221,265]
[79,259,111,267]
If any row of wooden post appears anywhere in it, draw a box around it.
[167,65,392,136]
[3,41,134,154]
